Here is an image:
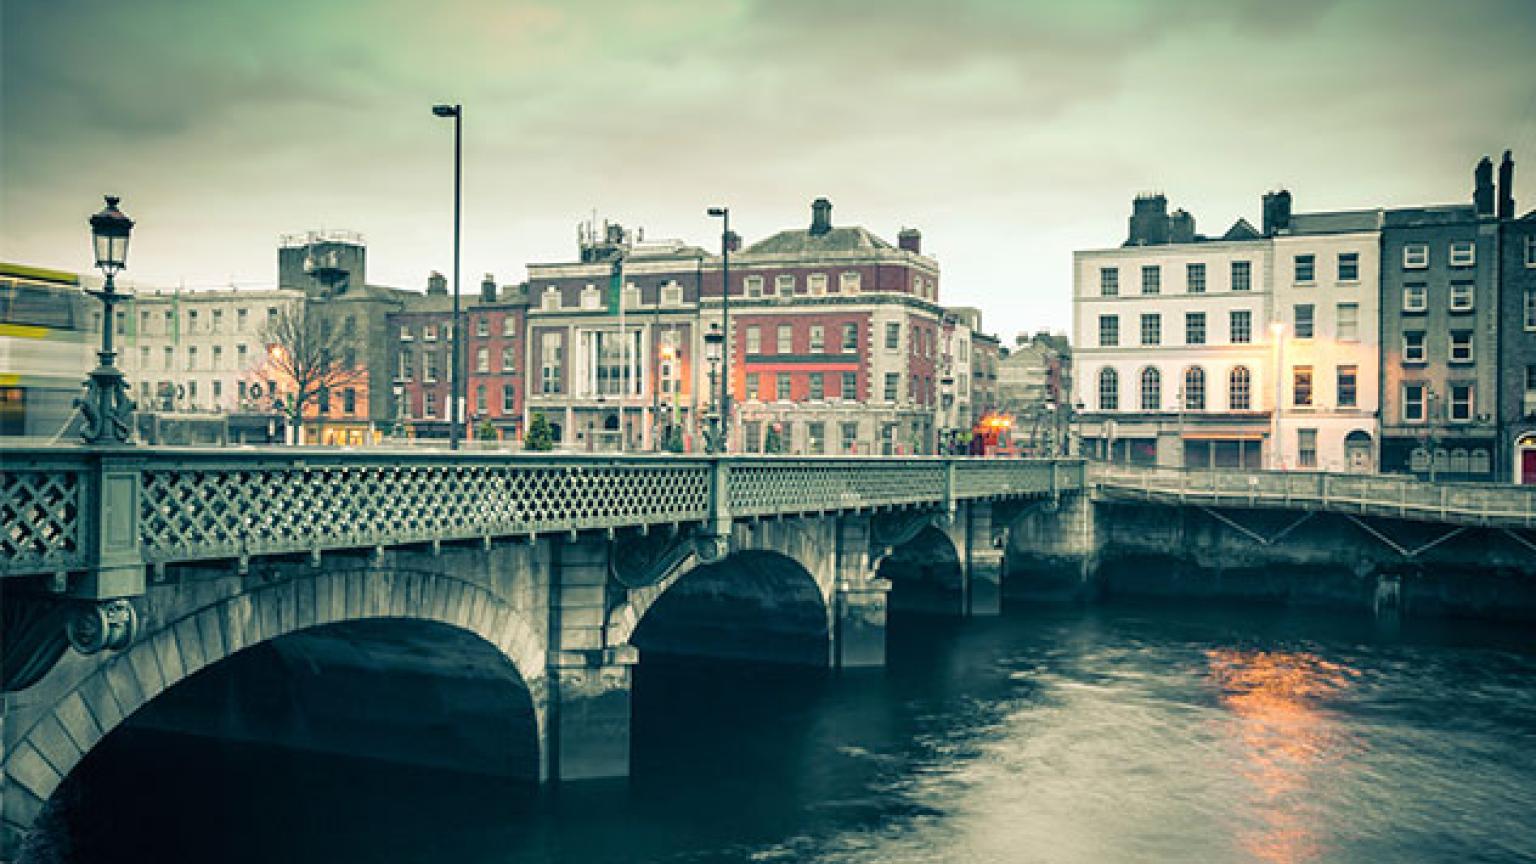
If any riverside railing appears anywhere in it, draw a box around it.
[1091,463,1536,528]
[1,448,1084,580]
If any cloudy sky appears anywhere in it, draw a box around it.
[4,0,1534,340]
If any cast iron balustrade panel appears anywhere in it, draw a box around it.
[0,463,84,576]
[726,459,949,517]
[954,460,1061,498]
[138,455,712,564]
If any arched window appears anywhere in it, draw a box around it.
[1183,367,1206,411]
[1098,367,1119,411]
[1229,366,1252,411]
[1140,367,1161,411]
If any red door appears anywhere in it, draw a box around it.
[1521,450,1536,485]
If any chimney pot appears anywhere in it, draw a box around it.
[1498,149,1516,220]
[898,228,922,254]
[1475,156,1496,217]
[810,198,833,236]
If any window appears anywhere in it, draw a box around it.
[1297,429,1318,468]
[211,309,224,332]
[1403,284,1427,312]
[1527,236,1536,268]
[1141,265,1161,295]
[1336,303,1359,341]
[1099,315,1120,347]
[1449,241,1475,267]
[1187,263,1206,294]
[163,346,173,370]
[1140,367,1161,410]
[476,317,489,337]
[502,346,516,372]
[808,274,827,295]
[424,324,438,342]
[842,323,858,352]
[267,307,279,328]
[809,325,824,353]
[187,380,199,405]
[139,346,149,369]
[1403,331,1426,363]
[1449,383,1473,422]
[884,372,900,402]
[211,381,223,404]
[1403,243,1429,269]
[1526,288,1536,330]
[187,346,197,371]
[841,422,859,454]
[1230,310,1252,344]
[1450,331,1474,363]
[746,326,762,354]
[187,310,198,332]
[140,311,150,333]
[840,272,861,293]
[237,344,248,366]
[1100,267,1119,297]
[746,373,760,401]
[237,308,249,331]
[1140,313,1161,346]
[1098,368,1119,411]
[777,325,793,354]
[315,385,326,414]
[777,373,792,401]
[1185,312,1206,345]
[1293,366,1313,407]
[1294,254,1316,283]
[745,276,764,298]
[212,345,223,370]
[1183,367,1205,410]
[885,322,901,350]
[400,324,413,341]
[398,350,414,381]
[1231,261,1252,291]
[343,388,358,415]
[543,286,561,311]
[503,316,517,337]
[503,385,516,412]
[1294,304,1314,339]
[1403,383,1426,422]
[1338,253,1359,282]
[809,373,824,400]
[1337,366,1358,408]
[540,333,562,394]
[1449,282,1474,311]
[476,347,490,373]
[424,392,437,418]
[775,275,794,297]
[808,422,826,455]
[424,351,439,382]
[1229,367,1252,410]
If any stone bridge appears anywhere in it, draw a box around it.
[0,448,1083,858]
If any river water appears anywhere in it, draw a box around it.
[39,602,1536,863]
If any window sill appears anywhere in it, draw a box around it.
[1402,307,1427,314]
[1293,281,1317,288]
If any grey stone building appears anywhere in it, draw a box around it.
[1378,160,1503,480]
[1497,152,1536,482]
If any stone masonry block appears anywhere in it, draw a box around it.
[173,616,206,678]
[27,715,82,781]
[102,656,145,719]
[295,575,317,631]
[76,671,124,734]
[126,643,166,703]
[5,741,62,802]
[151,629,184,689]
[195,606,226,666]
[52,691,104,756]
[556,585,605,608]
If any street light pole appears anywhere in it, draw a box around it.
[432,103,464,450]
[81,196,137,445]
[707,207,730,452]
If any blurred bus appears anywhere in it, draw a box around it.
[0,263,90,438]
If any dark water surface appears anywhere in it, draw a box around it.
[40,603,1536,863]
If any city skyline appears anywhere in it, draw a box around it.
[5,0,1536,342]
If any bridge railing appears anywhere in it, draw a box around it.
[1,447,1083,579]
[1090,463,1536,526]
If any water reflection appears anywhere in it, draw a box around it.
[1207,649,1360,864]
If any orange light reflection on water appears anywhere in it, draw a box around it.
[1207,649,1361,864]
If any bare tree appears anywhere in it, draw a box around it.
[252,301,364,444]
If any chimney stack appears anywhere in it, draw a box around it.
[1127,194,1169,246]
[810,198,833,236]
[898,228,922,253]
[481,273,497,303]
[725,230,741,253]
[1499,150,1516,220]
[427,271,447,296]
[1262,190,1292,236]
[1474,156,1496,217]
[1168,209,1196,244]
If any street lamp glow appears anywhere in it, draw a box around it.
[89,196,134,276]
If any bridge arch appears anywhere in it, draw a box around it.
[3,568,546,852]
[877,521,965,615]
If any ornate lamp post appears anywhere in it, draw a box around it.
[704,325,724,454]
[80,196,137,444]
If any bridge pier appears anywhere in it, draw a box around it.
[547,647,636,781]
[833,516,888,668]
[962,502,1005,616]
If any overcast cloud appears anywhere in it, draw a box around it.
[4,0,1534,340]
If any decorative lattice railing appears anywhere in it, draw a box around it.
[0,448,1081,578]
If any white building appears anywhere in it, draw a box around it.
[1270,211,1383,471]
[115,287,304,414]
[1072,192,1381,471]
